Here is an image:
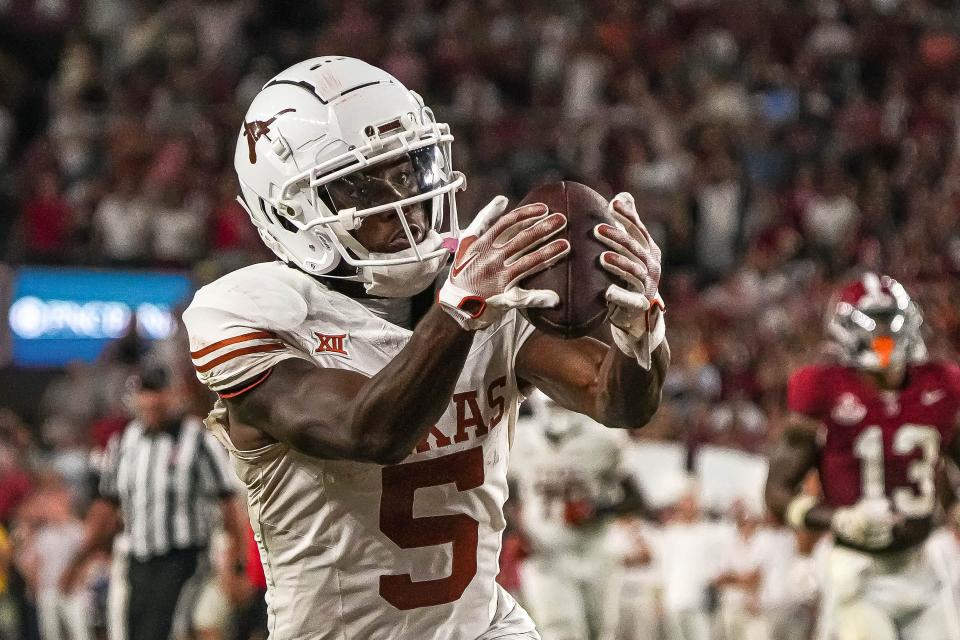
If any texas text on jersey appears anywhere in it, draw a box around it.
[186,262,534,639]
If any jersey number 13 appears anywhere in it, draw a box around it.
[853,424,939,518]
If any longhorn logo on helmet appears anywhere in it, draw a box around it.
[243,108,296,163]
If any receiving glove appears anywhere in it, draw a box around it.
[593,192,666,369]
[439,196,570,331]
[831,497,896,550]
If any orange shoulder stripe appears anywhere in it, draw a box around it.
[194,344,285,373]
[190,331,278,359]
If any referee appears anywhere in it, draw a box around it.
[61,366,246,640]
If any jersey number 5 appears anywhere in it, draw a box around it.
[379,446,485,610]
[853,424,940,518]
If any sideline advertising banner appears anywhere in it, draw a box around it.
[2,267,192,367]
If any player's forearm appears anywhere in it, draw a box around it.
[235,309,474,464]
[765,474,833,531]
[594,339,670,429]
[765,423,821,526]
[83,499,121,551]
[765,478,798,523]
[343,304,475,463]
[802,504,835,530]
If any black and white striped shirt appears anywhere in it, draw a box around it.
[99,416,236,561]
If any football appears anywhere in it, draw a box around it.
[518,181,621,339]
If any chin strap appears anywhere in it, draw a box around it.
[361,231,447,298]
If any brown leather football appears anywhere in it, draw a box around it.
[518,181,620,338]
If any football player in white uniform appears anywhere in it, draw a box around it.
[182,57,669,640]
[510,392,644,640]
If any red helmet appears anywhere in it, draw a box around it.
[826,273,926,371]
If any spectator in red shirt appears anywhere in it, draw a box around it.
[0,444,32,527]
[18,171,74,263]
[208,172,262,256]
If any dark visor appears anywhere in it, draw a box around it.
[318,145,446,213]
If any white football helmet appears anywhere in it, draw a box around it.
[525,390,583,440]
[234,57,466,295]
[826,272,926,371]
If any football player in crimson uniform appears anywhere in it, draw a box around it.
[765,273,960,640]
[182,58,669,640]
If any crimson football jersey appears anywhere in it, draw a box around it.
[788,362,960,514]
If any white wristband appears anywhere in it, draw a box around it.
[786,494,818,530]
[611,296,666,370]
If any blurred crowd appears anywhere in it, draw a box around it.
[2,0,960,638]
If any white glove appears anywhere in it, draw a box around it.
[593,192,665,369]
[831,498,896,550]
[439,196,570,331]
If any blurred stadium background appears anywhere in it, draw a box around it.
[1,0,960,639]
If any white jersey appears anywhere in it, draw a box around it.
[510,415,626,554]
[183,261,536,640]
[653,521,731,613]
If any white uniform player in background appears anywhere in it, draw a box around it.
[749,524,806,640]
[714,503,806,640]
[182,57,670,640]
[714,503,762,640]
[609,517,660,640]
[653,489,727,640]
[510,392,640,640]
[614,432,688,640]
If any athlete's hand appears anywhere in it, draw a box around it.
[593,192,665,369]
[831,498,896,550]
[439,196,570,331]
